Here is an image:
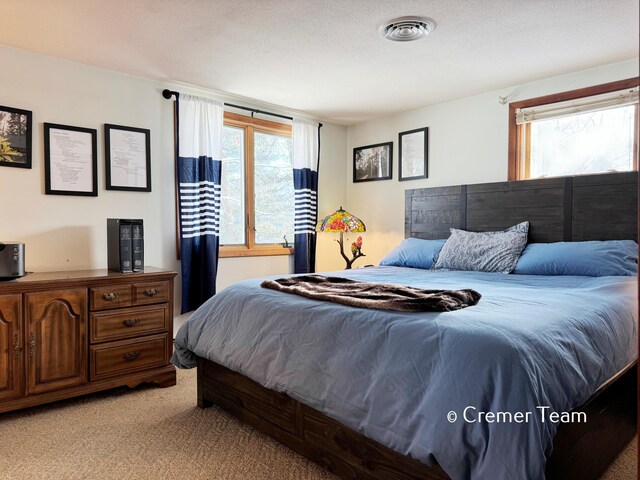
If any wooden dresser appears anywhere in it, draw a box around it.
[0,267,177,414]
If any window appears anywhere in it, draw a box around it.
[219,113,294,257]
[508,78,639,180]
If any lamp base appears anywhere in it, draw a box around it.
[337,232,365,269]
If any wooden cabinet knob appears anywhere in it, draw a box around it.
[123,351,141,362]
[28,332,36,357]
[13,334,21,359]
[122,318,141,328]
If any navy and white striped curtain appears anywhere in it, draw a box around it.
[292,120,320,274]
[177,95,224,313]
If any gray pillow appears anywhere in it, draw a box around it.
[432,222,529,273]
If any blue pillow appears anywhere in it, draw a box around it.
[513,240,638,276]
[380,238,446,270]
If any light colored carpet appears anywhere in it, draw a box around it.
[0,370,333,480]
[0,369,635,479]
[601,436,637,480]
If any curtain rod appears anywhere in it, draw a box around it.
[162,89,322,127]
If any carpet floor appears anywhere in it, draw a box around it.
[0,369,635,479]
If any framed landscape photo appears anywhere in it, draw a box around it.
[105,124,151,192]
[399,127,428,181]
[0,105,32,169]
[44,123,98,196]
[353,141,393,182]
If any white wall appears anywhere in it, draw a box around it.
[0,45,348,312]
[346,59,639,264]
[2,43,636,313]
[0,45,174,273]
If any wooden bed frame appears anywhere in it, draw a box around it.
[196,172,638,480]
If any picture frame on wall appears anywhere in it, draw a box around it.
[353,141,393,183]
[0,105,32,169]
[399,127,428,181]
[105,124,152,192]
[44,123,98,196]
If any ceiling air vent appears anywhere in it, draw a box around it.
[380,16,436,42]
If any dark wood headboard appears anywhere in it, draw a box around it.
[405,172,638,242]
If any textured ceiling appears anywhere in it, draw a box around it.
[2,0,638,124]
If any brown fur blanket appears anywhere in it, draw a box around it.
[260,275,481,312]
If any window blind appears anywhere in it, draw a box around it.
[515,87,639,124]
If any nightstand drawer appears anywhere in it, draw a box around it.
[90,334,168,380]
[90,284,133,311]
[134,281,170,305]
[90,305,168,344]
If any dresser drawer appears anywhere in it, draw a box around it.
[134,281,170,306]
[90,334,168,380]
[90,304,168,344]
[90,284,133,311]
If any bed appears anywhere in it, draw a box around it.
[173,171,638,480]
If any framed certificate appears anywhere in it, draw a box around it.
[399,127,428,181]
[44,123,98,196]
[105,124,151,192]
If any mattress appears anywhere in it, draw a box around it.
[172,267,638,479]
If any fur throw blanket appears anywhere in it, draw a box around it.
[261,275,481,312]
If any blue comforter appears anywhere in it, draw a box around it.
[172,267,638,480]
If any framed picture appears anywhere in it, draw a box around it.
[353,142,393,183]
[105,124,151,192]
[399,127,428,181]
[44,123,98,196]
[0,105,32,169]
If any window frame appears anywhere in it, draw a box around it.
[219,112,294,258]
[508,77,639,181]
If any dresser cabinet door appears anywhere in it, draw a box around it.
[0,294,23,401]
[26,289,87,394]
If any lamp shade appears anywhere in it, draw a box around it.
[316,207,366,233]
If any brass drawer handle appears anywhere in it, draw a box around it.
[13,334,21,359]
[103,292,119,302]
[122,318,141,328]
[123,351,141,362]
[28,332,35,357]
[144,288,160,297]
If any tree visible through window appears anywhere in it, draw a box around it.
[253,131,294,244]
[529,105,636,178]
[220,125,245,245]
[508,78,639,181]
[219,113,294,257]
